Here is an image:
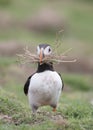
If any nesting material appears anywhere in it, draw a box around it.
[17,46,76,65]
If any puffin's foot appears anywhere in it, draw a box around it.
[51,104,57,112]
[52,108,56,112]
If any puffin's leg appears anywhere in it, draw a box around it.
[31,105,38,114]
[52,107,56,112]
[51,104,57,112]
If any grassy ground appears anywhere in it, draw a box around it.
[0,0,93,130]
[0,87,93,130]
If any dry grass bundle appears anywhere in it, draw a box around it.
[17,46,76,65]
[17,31,76,65]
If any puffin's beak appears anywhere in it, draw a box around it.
[39,49,43,63]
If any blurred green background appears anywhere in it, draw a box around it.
[0,0,93,129]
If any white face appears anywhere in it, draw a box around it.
[37,45,52,56]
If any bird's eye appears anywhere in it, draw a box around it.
[44,46,52,55]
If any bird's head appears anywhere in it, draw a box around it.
[37,44,52,64]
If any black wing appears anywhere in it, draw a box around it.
[58,73,64,90]
[24,74,33,95]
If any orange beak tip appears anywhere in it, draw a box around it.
[39,49,43,63]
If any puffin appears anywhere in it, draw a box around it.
[24,44,64,113]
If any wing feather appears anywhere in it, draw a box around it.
[58,73,64,90]
[24,74,33,95]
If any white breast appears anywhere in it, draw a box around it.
[28,71,62,107]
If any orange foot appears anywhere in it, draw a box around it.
[52,108,56,112]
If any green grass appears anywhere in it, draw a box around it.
[0,0,93,129]
[0,28,55,44]
[68,6,93,43]
[0,0,11,7]
[63,74,93,91]
[0,87,93,130]
[61,99,93,119]
[0,0,93,45]
[0,57,17,67]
